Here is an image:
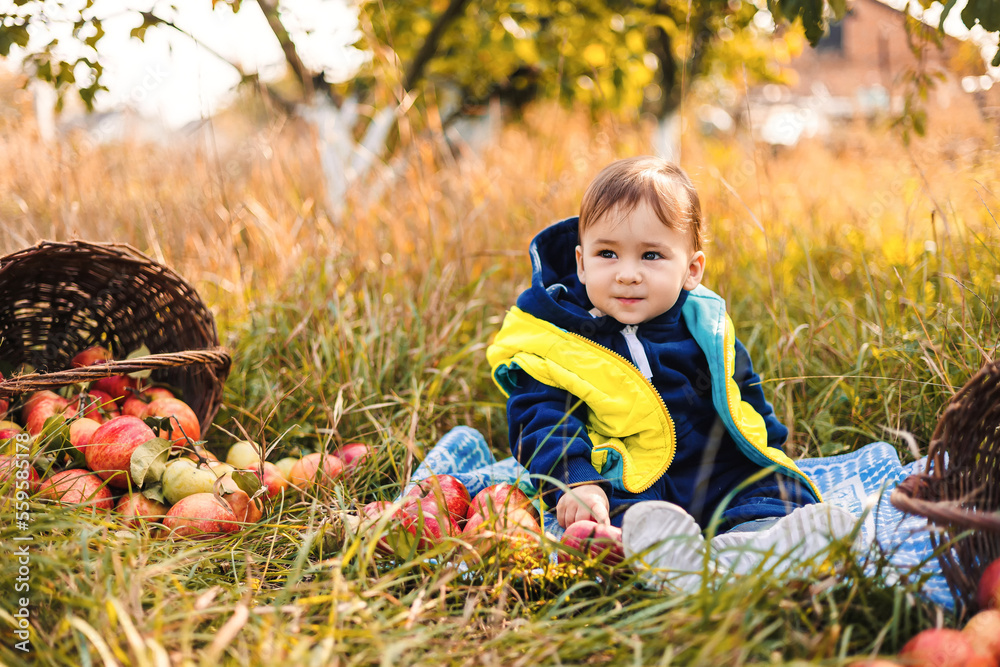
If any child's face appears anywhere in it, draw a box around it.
[575,200,705,325]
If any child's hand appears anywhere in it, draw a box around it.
[557,484,610,527]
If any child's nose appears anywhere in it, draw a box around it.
[616,265,641,284]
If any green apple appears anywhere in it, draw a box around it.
[274,457,298,479]
[161,459,230,505]
[225,440,263,470]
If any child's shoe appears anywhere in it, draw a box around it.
[621,501,707,593]
[710,503,857,577]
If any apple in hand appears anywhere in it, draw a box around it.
[467,482,539,522]
[978,558,1000,611]
[162,492,240,538]
[900,628,996,667]
[143,397,201,445]
[406,474,471,526]
[226,440,263,470]
[115,493,170,527]
[39,469,114,511]
[336,443,371,471]
[84,415,157,488]
[289,452,343,489]
[559,520,625,565]
[71,346,112,368]
[964,610,1000,662]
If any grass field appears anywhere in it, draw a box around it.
[1,92,999,665]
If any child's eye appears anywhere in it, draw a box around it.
[642,251,662,261]
[598,250,616,259]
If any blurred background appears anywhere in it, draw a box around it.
[1,0,999,458]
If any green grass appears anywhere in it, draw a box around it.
[1,102,999,665]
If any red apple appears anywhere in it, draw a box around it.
[406,474,471,525]
[143,387,175,401]
[260,461,289,497]
[122,396,147,418]
[162,492,240,538]
[23,391,69,435]
[289,452,343,489]
[92,375,139,405]
[115,493,170,527]
[83,415,157,488]
[336,442,372,471]
[0,420,23,447]
[978,558,1000,611]
[462,506,542,556]
[559,520,625,565]
[143,397,201,445]
[71,346,113,368]
[467,482,538,522]
[361,500,415,554]
[964,610,1000,662]
[400,501,459,549]
[0,371,8,416]
[67,389,120,423]
[0,455,40,494]
[845,661,901,667]
[224,489,263,524]
[39,469,114,511]
[900,628,997,667]
[68,417,102,455]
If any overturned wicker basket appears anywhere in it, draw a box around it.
[890,360,1000,615]
[0,240,231,433]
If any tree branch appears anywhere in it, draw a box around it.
[402,0,471,92]
[254,0,317,101]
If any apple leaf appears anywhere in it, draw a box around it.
[126,344,152,378]
[141,483,167,505]
[130,437,172,488]
[39,415,72,454]
[231,470,262,497]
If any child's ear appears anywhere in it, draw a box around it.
[575,245,587,284]
[683,251,706,291]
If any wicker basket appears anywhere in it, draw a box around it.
[890,360,1000,615]
[0,240,231,433]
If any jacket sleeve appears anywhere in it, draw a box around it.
[504,369,611,504]
[732,339,789,450]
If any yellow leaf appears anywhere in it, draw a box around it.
[583,43,606,67]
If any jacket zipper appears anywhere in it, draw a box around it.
[562,328,676,492]
[620,325,653,379]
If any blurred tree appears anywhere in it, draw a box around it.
[1,0,996,198]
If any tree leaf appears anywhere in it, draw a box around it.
[141,483,167,505]
[127,344,151,359]
[231,470,262,497]
[129,437,172,488]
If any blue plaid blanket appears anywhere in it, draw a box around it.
[403,427,953,609]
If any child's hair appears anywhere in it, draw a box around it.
[579,156,703,252]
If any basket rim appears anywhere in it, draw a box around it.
[889,484,1000,533]
[0,348,231,398]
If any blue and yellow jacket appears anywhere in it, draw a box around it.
[487,218,820,527]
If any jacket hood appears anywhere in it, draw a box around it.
[516,217,688,335]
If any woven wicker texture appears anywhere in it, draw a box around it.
[0,240,230,433]
[890,360,1000,615]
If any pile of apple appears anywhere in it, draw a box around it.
[850,557,1000,667]
[0,345,373,538]
[357,474,624,565]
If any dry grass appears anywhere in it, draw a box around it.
[1,70,999,664]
